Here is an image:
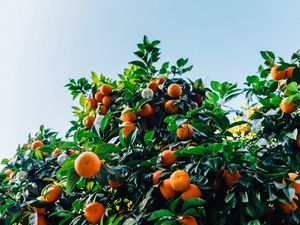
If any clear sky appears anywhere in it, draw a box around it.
[0,0,300,159]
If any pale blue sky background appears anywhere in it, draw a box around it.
[0,1,300,159]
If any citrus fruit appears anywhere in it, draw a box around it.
[159,179,177,200]
[31,140,44,150]
[181,184,202,200]
[83,202,105,224]
[100,84,112,96]
[152,169,163,185]
[161,150,177,166]
[167,84,182,98]
[121,121,136,137]
[120,107,137,121]
[179,215,198,225]
[164,100,179,114]
[83,115,95,128]
[74,152,101,178]
[176,124,194,140]
[280,98,296,114]
[169,170,190,192]
[42,183,62,203]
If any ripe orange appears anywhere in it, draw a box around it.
[37,213,48,225]
[164,100,179,114]
[176,124,194,140]
[34,196,46,214]
[31,140,44,150]
[223,170,241,187]
[159,179,177,200]
[170,170,191,192]
[94,91,104,102]
[278,196,298,213]
[68,149,80,156]
[100,84,112,96]
[152,169,163,185]
[120,108,137,122]
[51,148,63,157]
[86,98,97,111]
[74,152,101,178]
[42,183,62,203]
[121,121,136,137]
[139,103,153,118]
[161,150,177,166]
[83,202,105,224]
[282,173,300,194]
[156,77,166,85]
[271,65,286,80]
[167,84,183,98]
[285,67,295,79]
[4,169,13,177]
[181,184,202,200]
[109,180,124,189]
[99,105,109,116]
[280,98,296,114]
[178,215,198,225]
[102,96,112,106]
[83,115,95,128]
[147,81,159,92]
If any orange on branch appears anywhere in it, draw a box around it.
[86,98,97,111]
[94,91,104,102]
[223,170,241,187]
[147,81,159,92]
[285,67,296,79]
[102,96,112,106]
[167,84,182,98]
[83,202,105,224]
[31,140,44,150]
[37,214,48,225]
[120,107,137,121]
[83,115,95,128]
[271,65,286,80]
[34,196,46,214]
[282,173,300,194]
[278,196,298,213]
[139,103,152,118]
[100,84,112,96]
[169,170,190,192]
[152,169,163,185]
[176,124,194,140]
[179,215,198,225]
[161,150,177,166]
[181,184,202,200]
[99,104,109,116]
[159,179,177,200]
[280,98,296,114]
[121,121,136,137]
[156,77,166,85]
[164,100,179,114]
[74,152,101,178]
[42,183,62,203]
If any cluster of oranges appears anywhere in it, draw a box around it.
[271,65,298,114]
[153,170,201,224]
[83,84,113,129]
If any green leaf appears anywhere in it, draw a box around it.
[247,220,260,225]
[211,81,222,92]
[101,112,112,131]
[181,198,205,211]
[66,169,80,194]
[144,130,155,146]
[148,209,173,221]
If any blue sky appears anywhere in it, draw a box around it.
[0,0,300,159]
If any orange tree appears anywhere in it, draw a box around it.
[0,36,300,225]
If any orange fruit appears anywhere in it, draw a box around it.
[34,196,46,214]
[120,107,137,121]
[100,84,112,96]
[170,170,190,192]
[94,91,104,102]
[164,100,179,114]
[278,196,298,213]
[74,152,101,178]
[271,65,286,80]
[4,169,13,177]
[159,179,177,200]
[42,183,62,203]
[285,67,296,79]
[282,173,300,194]
[167,84,183,98]
[156,77,166,85]
[152,170,163,185]
[181,184,202,200]
[68,149,80,156]
[37,214,48,225]
[51,148,63,157]
[31,140,44,150]
[179,215,198,225]
[223,170,241,187]
[83,115,95,128]
[139,103,153,118]
[109,180,124,189]
[161,150,177,166]
[280,98,296,114]
[99,105,109,116]
[86,98,97,111]
[102,96,112,106]
[121,121,136,137]
[83,202,105,224]
[147,81,159,92]
[176,124,194,140]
